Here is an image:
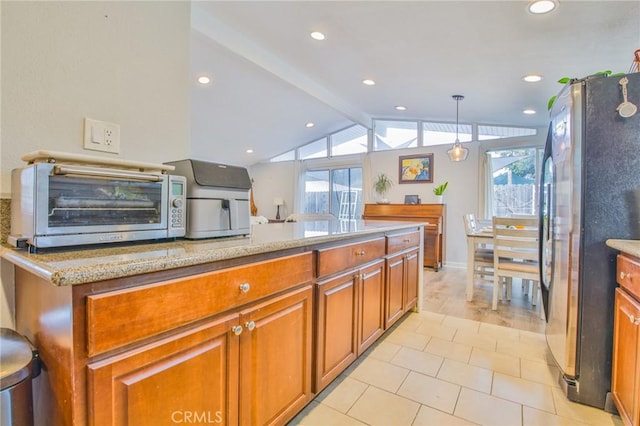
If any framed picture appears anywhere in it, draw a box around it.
[404,195,420,204]
[399,153,434,183]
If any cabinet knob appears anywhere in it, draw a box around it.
[355,250,366,256]
[245,321,256,331]
[239,283,251,293]
[622,307,640,326]
[232,325,243,335]
[620,271,632,280]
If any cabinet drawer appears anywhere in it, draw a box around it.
[386,231,420,254]
[316,238,385,278]
[86,252,313,356]
[617,254,640,300]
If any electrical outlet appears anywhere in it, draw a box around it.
[83,118,120,154]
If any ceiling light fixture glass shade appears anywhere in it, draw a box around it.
[447,95,469,162]
[528,0,557,14]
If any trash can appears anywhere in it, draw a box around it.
[0,328,40,426]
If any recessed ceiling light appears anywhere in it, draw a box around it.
[522,74,543,83]
[246,149,253,154]
[310,31,325,41]
[395,105,407,111]
[528,0,557,14]
[197,75,211,85]
[362,79,376,86]
[523,108,537,115]
[305,122,315,128]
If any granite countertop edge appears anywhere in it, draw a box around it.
[1,221,424,287]
[606,239,640,258]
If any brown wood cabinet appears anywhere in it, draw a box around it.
[363,204,445,270]
[314,238,386,392]
[612,254,640,426]
[385,231,420,328]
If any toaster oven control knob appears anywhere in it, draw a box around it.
[172,198,184,208]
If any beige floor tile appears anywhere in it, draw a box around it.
[522,405,591,426]
[395,313,424,332]
[383,328,430,350]
[519,329,547,345]
[396,371,461,414]
[454,387,523,426]
[367,340,401,362]
[437,358,493,393]
[453,329,498,351]
[496,338,553,364]
[314,376,368,413]
[551,387,623,426]
[414,321,458,341]
[442,315,481,332]
[492,372,555,412]
[288,401,367,426]
[412,405,479,426]
[478,322,521,340]
[520,358,561,388]
[349,357,410,393]
[424,337,473,363]
[469,347,521,377]
[347,386,420,426]
[390,346,443,376]
[415,310,445,325]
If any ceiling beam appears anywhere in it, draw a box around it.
[191,4,372,128]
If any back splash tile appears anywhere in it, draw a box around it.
[1,199,10,245]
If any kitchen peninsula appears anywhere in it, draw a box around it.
[1,219,424,425]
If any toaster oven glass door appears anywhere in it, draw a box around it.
[35,167,168,234]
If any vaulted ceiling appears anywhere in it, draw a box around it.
[189,1,640,166]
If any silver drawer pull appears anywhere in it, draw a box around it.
[232,325,243,335]
[620,271,632,280]
[245,321,256,331]
[239,283,251,293]
[355,250,366,256]
[621,307,640,326]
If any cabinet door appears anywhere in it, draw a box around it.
[612,288,640,426]
[385,253,406,329]
[358,260,385,354]
[239,285,313,426]
[404,249,420,311]
[87,314,239,426]
[315,272,358,392]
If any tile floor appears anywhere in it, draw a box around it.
[288,268,622,426]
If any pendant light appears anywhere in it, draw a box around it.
[447,95,469,162]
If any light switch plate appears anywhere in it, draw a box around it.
[83,118,120,154]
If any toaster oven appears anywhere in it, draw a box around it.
[9,161,186,251]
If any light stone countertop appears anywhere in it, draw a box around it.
[606,239,640,258]
[1,219,424,286]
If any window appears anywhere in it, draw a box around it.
[373,120,418,151]
[486,147,543,217]
[331,125,368,156]
[478,125,537,140]
[303,167,362,219]
[422,121,472,146]
[270,150,295,163]
[299,138,327,160]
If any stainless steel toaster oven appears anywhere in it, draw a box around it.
[9,160,186,251]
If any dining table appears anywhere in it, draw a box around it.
[465,225,493,302]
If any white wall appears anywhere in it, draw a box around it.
[0,1,192,328]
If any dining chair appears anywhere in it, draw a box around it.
[492,216,540,311]
[463,213,495,295]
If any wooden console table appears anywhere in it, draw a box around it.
[363,204,445,271]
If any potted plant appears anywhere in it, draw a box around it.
[374,173,393,204]
[433,182,448,203]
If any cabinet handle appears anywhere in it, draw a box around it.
[355,250,366,256]
[620,271,632,280]
[403,239,411,243]
[232,325,243,335]
[621,307,640,326]
[239,283,251,293]
[245,321,256,331]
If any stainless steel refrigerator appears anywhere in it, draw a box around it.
[539,72,640,410]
